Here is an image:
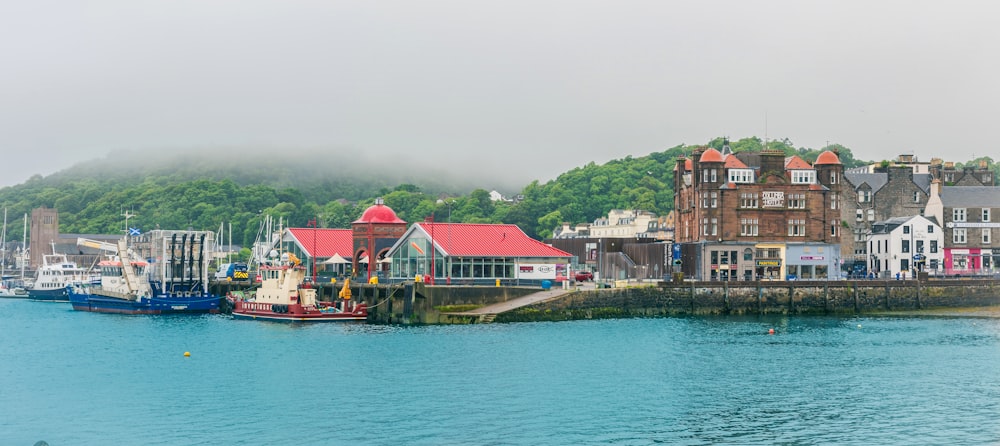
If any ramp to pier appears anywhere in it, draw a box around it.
[443,283,592,321]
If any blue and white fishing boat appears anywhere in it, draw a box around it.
[68,230,220,314]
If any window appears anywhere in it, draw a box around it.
[902,240,910,253]
[903,225,910,234]
[740,192,758,208]
[930,240,938,253]
[916,240,924,253]
[710,192,718,208]
[901,259,910,271]
[913,191,921,203]
[954,228,967,244]
[856,209,863,221]
[740,218,759,236]
[868,209,875,221]
[702,169,717,183]
[984,230,992,245]
[830,221,838,236]
[859,190,871,203]
[791,170,816,184]
[788,219,806,236]
[954,208,966,222]
[983,209,991,222]
[729,169,755,183]
[831,173,839,184]
[701,191,709,208]
[702,218,708,236]
[928,225,934,233]
[788,194,806,209]
[831,193,839,210]
[711,218,718,236]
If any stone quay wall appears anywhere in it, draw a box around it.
[344,279,1000,324]
[498,279,1000,323]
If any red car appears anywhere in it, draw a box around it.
[574,271,594,281]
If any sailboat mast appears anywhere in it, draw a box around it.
[21,213,27,280]
[1,208,7,277]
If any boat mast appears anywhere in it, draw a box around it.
[20,213,27,281]
[1,207,7,278]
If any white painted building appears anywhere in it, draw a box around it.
[867,215,943,279]
[590,209,659,238]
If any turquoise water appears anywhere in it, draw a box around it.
[2,299,1000,445]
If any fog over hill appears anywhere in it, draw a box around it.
[39,146,528,198]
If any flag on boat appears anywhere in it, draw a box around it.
[129,227,141,236]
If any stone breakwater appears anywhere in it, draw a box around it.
[496,279,1000,323]
[358,279,1000,324]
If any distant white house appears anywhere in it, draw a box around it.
[553,209,671,240]
[868,215,943,278]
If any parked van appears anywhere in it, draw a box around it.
[215,263,249,280]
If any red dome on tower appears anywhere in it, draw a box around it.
[814,151,842,165]
[353,198,406,224]
[699,148,724,163]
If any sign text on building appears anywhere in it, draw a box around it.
[761,191,785,208]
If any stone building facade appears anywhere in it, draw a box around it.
[926,184,1000,276]
[674,147,843,281]
[841,157,995,275]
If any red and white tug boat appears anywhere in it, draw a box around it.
[229,253,367,322]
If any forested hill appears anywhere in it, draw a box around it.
[0,137,971,245]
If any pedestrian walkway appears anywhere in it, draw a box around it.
[442,282,593,321]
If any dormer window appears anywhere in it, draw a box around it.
[728,168,755,184]
[791,170,816,184]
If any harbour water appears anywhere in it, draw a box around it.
[3,298,1000,445]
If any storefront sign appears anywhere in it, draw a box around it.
[800,256,824,260]
[756,260,781,267]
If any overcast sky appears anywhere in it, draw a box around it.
[2,0,998,189]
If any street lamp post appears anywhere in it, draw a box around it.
[307,218,317,283]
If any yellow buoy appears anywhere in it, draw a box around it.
[184,351,191,357]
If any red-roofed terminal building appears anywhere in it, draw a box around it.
[281,199,572,285]
[385,222,571,284]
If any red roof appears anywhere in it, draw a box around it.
[814,150,841,165]
[784,155,812,170]
[724,154,748,169]
[414,223,571,257]
[700,148,724,163]
[353,203,406,224]
[288,228,354,257]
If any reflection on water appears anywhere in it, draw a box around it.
[2,300,999,445]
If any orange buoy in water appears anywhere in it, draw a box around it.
[184,351,191,357]
[768,328,775,335]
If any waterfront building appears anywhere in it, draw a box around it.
[281,228,355,279]
[385,222,571,284]
[841,165,933,274]
[926,183,1000,276]
[352,198,408,281]
[549,208,672,281]
[673,146,843,281]
[867,215,943,279]
[840,156,994,274]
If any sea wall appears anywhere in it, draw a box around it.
[361,283,538,325]
[498,280,1000,323]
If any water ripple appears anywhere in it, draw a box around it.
[3,300,1000,445]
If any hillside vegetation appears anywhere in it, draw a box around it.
[2,137,989,245]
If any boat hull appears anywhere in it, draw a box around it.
[69,290,220,315]
[231,301,367,323]
[28,287,70,302]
